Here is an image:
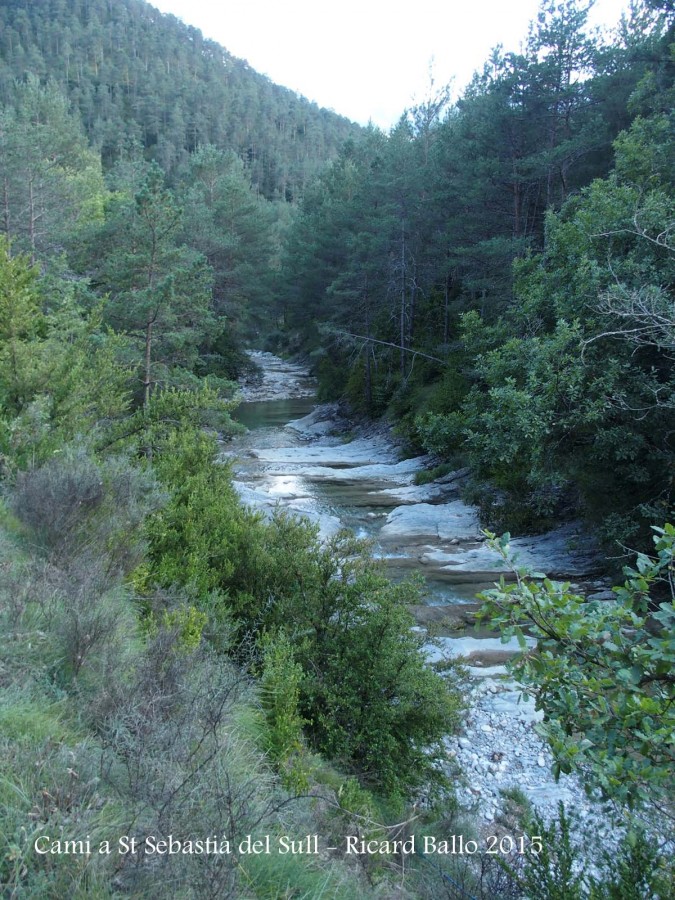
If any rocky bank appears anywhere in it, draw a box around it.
[227,353,626,838]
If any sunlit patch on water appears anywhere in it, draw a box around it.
[266,475,311,499]
[229,395,486,612]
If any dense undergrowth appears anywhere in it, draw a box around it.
[3,460,671,898]
[0,233,471,896]
[0,0,672,894]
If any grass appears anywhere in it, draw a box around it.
[0,695,74,744]
[241,848,365,900]
[413,462,457,486]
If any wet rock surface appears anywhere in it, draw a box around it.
[248,439,404,469]
[415,522,601,581]
[229,353,625,842]
[380,501,482,544]
[238,351,316,401]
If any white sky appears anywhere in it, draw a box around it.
[149,0,631,129]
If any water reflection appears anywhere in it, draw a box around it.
[233,397,317,430]
[230,396,486,612]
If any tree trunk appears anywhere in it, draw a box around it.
[400,219,406,376]
[28,174,36,263]
[2,177,10,249]
[144,319,153,407]
[364,283,372,411]
[513,164,521,239]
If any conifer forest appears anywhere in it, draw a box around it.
[0,1,673,897]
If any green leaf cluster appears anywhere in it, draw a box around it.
[145,430,461,796]
[478,524,675,813]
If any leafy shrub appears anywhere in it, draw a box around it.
[505,805,674,900]
[514,804,585,900]
[9,447,163,573]
[146,428,462,796]
[589,829,674,899]
[147,603,208,653]
[415,410,465,457]
[478,524,675,814]
[10,448,105,551]
[260,631,309,792]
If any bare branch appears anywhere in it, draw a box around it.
[329,330,446,365]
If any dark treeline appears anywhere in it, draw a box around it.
[0,2,467,896]
[0,0,360,200]
[277,0,674,548]
[0,78,286,368]
[0,0,673,895]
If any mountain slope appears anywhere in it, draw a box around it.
[0,0,361,200]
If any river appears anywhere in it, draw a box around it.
[223,352,619,838]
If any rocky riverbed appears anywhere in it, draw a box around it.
[238,350,316,401]
[444,678,621,838]
[226,353,626,838]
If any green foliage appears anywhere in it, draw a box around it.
[0,77,106,260]
[260,631,309,792]
[238,847,365,900]
[588,828,675,899]
[0,243,135,466]
[295,548,461,796]
[413,462,456,486]
[145,427,461,795]
[0,460,370,899]
[0,0,360,199]
[149,604,208,653]
[10,445,162,566]
[417,100,674,543]
[1,2,672,894]
[275,5,673,548]
[415,410,465,458]
[127,383,241,451]
[180,145,276,326]
[145,426,256,607]
[506,805,674,900]
[0,710,120,897]
[478,524,675,814]
[83,162,218,403]
[198,325,262,381]
[0,239,44,412]
[514,804,584,900]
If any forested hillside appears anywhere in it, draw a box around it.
[278,0,674,549]
[0,1,462,892]
[0,0,360,199]
[0,0,673,895]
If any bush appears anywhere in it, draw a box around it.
[505,805,674,900]
[10,448,105,551]
[297,549,461,796]
[478,524,675,815]
[9,447,163,574]
[145,428,463,796]
[514,804,585,900]
[589,829,674,899]
[260,631,309,792]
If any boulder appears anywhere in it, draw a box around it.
[379,501,481,544]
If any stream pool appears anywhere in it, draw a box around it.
[227,394,494,617]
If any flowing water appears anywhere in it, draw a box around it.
[234,397,318,431]
[225,356,621,829]
[230,395,490,611]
